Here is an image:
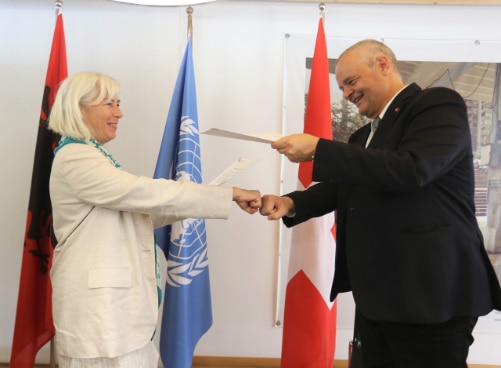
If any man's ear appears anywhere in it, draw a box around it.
[376,55,391,75]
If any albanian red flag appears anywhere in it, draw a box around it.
[11,13,67,368]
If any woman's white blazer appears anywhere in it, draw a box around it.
[49,143,232,358]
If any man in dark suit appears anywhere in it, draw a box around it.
[260,39,501,368]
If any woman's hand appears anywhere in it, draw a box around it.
[232,187,262,214]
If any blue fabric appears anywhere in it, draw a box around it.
[154,37,212,368]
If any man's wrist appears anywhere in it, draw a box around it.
[282,196,296,217]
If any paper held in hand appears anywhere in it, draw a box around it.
[201,128,282,144]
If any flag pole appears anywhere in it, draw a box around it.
[186,6,193,40]
[56,0,62,16]
[50,3,61,367]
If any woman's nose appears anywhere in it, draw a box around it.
[114,106,123,118]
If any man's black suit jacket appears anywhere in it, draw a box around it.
[283,83,501,323]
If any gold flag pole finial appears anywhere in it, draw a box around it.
[186,6,193,40]
[319,2,325,20]
[55,0,63,17]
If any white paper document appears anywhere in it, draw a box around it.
[202,128,282,144]
[208,157,258,186]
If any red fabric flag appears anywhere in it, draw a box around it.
[281,18,337,368]
[11,13,67,368]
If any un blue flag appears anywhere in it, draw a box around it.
[154,36,212,368]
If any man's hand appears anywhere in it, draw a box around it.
[259,194,294,220]
[271,133,319,163]
[232,187,262,214]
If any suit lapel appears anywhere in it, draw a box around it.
[367,83,422,148]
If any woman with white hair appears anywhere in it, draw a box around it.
[48,71,261,367]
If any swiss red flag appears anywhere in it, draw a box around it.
[11,13,67,368]
[281,17,337,368]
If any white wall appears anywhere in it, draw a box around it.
[2,0,501,365]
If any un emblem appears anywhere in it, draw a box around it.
[166,218,208,287]
[166,117,208,287]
